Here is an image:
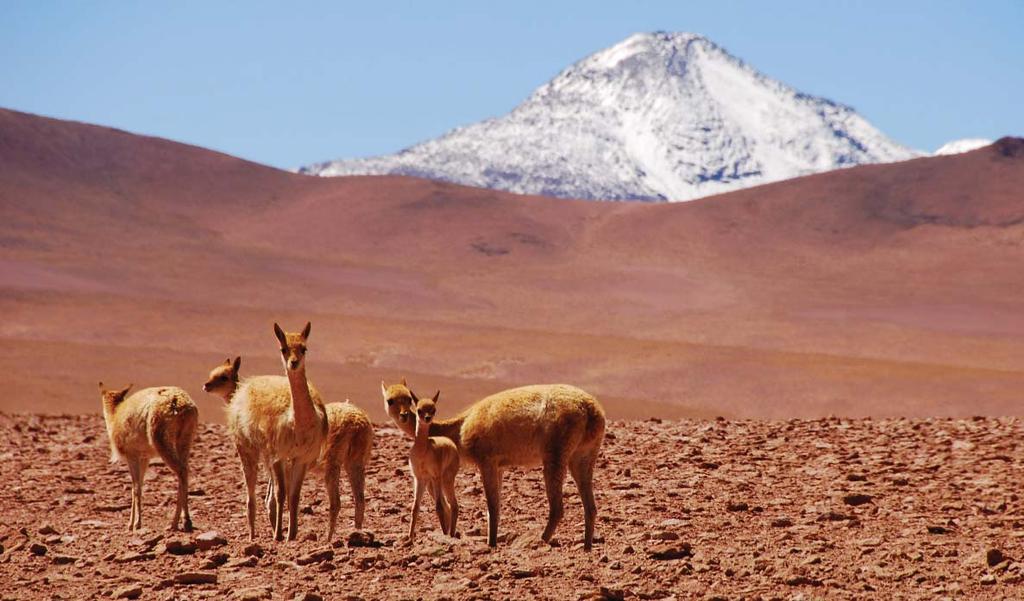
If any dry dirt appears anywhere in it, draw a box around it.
[2,413,1023,600]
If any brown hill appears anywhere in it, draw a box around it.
[1,107,1022,421]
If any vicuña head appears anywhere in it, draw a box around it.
[99,382,133,418]
[410,389,441,430]
[274,321,311,372]
[204,356,241,402]
[381,377,415,426]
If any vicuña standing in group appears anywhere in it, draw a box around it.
[98,382,198,532]
[383,380,606,549]
[404,390,460,543]
[204,355,373,540]
[223,322,328,541]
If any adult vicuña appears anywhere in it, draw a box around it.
[205,356,373,540]
[404,390,459,543]
[224,323,328,541]
[382,380,606,550]
[98,382,198,532]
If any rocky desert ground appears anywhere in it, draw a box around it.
[2,412,1023,600]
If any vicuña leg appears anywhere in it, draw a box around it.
[480,464,503,548]
[325,459,342,541]
[541,456,567,544]
[570,450,599,551]
[346,461,367,531]
[272,461,287,541]
[286,461,308,541]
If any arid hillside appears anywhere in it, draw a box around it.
[1,107,1023,421]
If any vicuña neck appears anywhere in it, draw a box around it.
[286,366,316,426]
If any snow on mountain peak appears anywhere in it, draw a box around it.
[302,32,920,201]
[933,138,992,156]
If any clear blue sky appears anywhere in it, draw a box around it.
[1,1,1021,168]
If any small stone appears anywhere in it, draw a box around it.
[163,539,197,555]
[927,525,951,535]
[113,585,143,599]
[293,593,323,601]
[726,502,748,512]
[236,587,272,601]
[174,571,218,585]
[29,543,47,556]
[771,518,794,528]
[346,531,381,548]
[784,575,823,587]
[843,494,873,506]
[598,586,625,601]
[202,552,229,569]
[648,542,693,560]
[194,531,227,550]
[651,531,679,541]
[38,525,59,536]
[51,554,77,565]
[296,549,333,566]
[987,549,1008,567]
[243,543,265,557]
[981,574,997,586]
[227,556,259,569]
[511,567,537,578]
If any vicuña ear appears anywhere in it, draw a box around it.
[432,390,441,403]
[409,388,421,405]
[119,383,133,398]
[273,323,287,347]
[232,356,242,373]
[301,321,312,339]
[400,376,408,387]
[98,381,105,392]
[380,380,388,397]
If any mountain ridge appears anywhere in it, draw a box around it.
[302,32,919,201]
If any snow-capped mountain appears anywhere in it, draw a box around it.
[302,32,920,201]
[933,138,992,156]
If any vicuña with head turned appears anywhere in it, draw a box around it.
[383,380,605,550]
[206,356,374,540]
[404,390,459,544]
[219,322,328,541]
[98,382,198,532]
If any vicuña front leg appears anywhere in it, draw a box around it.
[407,477,425,544]
[286,461,308,541]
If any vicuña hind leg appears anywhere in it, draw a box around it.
[325,460,342,542]
[127,459,142,531]
[442,475,459,537]
[238,449,259,541]
[346,462,367,531]
[431,481,450,535]
[541,456,567,544]
[480,464,503,547]
[570,450,599,551]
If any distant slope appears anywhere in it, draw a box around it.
[2,108,1023,420]
[934,138,993,156]
[303,32,919,201]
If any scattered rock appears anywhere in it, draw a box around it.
[843,494,873,506]
[927,525,951,535]
[296,549,334,565]
[648,542,692,560]
[771,518,794,528]
[293,593,323,601]
[202,551,229,568]
[346,531,382,548]
[194,531,227,550]
[173,571,218,585]
[981,574,997,586]
[726,501,748,512]
[988,549,1008,567]
[243,543,265,557]
[51,554,77,565]
[227,556,259,569]
[162,539,197,555]
[38,524,59,535]
[236,587,273,601]
[784,575,823,587]
[29,543,47,556]
[511,567,538,578]
[112,585,143,599]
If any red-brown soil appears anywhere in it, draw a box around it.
[1,108,1023,421]
[2,413,1023,600]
